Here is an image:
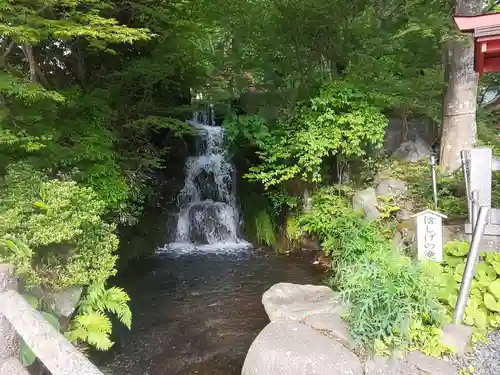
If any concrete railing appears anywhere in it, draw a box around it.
[0,263,104,375]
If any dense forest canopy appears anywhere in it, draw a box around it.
[2,0,500,353]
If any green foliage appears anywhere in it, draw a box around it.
[254,209,277,247]
[300,187,442,352]
[434,241,500,341]
[238,83,388,188]
[67,283,132,351]
[360,158,467,217]
[285,215,302,245]
[0,163,118,290]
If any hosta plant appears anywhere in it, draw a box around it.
[435,241,500,341]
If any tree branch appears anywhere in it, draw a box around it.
[2,41,15,59]
[21,43,37,83]
[0,40,16,69]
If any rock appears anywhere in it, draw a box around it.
[364,356,421,375]
[440,324,473,355]
[0,357,30,375]
[353,188,380,220]
[442,225,466,244]
[33,285,83,318]
[262,283,345,322]
[303,313,355,349]
[393,138,432,163]
[376,179,407,197]
[374,169,392,184]
[396,209,413,222]
[241,320,363,375]
[407,351,457,375]
[186,202,238,244]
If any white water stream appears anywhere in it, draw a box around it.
[158,106,251,254]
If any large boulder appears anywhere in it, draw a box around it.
[376,178,407,197]
[364,356,421,375]
[407,351,457,375]
[352,187,380,220]
[303,313,355,349]
[392,137,432,163]
[241,320,363,375]
[262,283,345,321]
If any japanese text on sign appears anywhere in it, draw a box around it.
[416,212,443,263]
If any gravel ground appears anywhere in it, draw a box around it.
[450,330,500,375]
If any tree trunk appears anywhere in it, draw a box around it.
[440,0,482,174]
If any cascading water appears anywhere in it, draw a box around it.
[159,106,251,253]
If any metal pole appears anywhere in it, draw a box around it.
[452,206,489,324]
[461,151,470,201]
[461,151,471,223]
[471,190,479,232]
[430,155,438,209]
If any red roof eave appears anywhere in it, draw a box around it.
[454,12,500,32]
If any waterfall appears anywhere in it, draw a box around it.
[158,105,251,254]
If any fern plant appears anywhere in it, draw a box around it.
[67,283,132,351]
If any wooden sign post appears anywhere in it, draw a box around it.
[412,210,447,262]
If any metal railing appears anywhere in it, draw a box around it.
[453,206,489,324]
[0,263,104,375]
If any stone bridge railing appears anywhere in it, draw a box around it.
[0,263,104,375]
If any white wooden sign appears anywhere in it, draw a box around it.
[412,210,447,263]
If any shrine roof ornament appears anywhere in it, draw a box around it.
[454,12,500,76]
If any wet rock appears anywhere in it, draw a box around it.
[440,323,472,355]
[30,285,83,318]
[241,320,363,375]
[262,283,345,322]
[364,356,421,375]
[392,137,432,163]
[303,313,355,349]
[376,178,407,197]
[353,187,380,220]
[407,351,457,375]
[186,202,237,244]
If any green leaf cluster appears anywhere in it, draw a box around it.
[67,283,132,351]
[300,187,443,352]
[0,163,118,290]
[433,241,500,341]
[239,82,388,189]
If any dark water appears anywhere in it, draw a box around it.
[99,249,321,375]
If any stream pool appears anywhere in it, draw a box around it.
[98,248,321,375]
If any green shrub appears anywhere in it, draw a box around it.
[241,82,388,189]
[300,187,443,353]
[339,248,442,349]
[0,163,118,290]
[359,158,467,217]
[285,215,302,245]
[254,209,277,247]
[0,162,133,354]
